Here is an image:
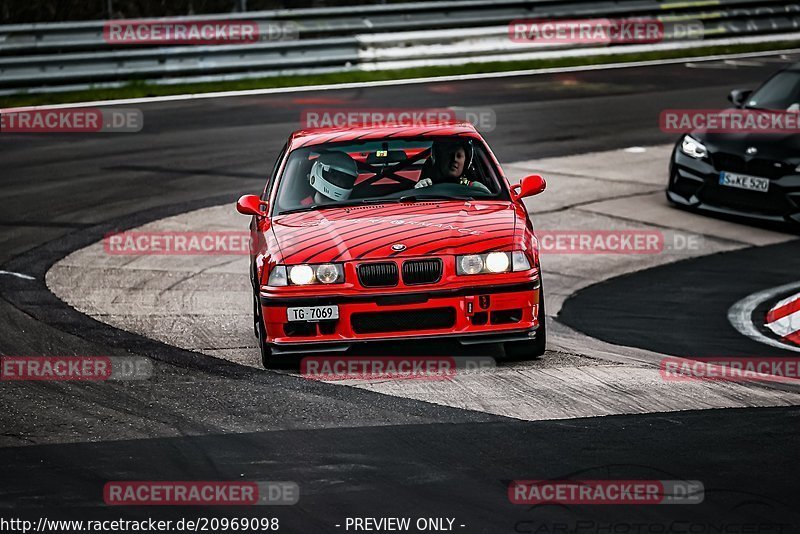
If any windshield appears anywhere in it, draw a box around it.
[747,71,800,111]
[272,138,508,215]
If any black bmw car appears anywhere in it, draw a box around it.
[667,62,800,227]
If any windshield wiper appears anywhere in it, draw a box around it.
[397,194,475,202]
[277,198,411,215]
[360,198,403,204]
[278,200,366,216]
[277,196,476,215]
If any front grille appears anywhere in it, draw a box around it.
[701,152,794,216]
[712,153,790,180]
[351,307,456,334]
[402,259,442,285]
[700,183,792,216]
[358,262,398,287]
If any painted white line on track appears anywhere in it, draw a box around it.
[3,47,800,113]
[685,61,738,69]
[724,59,766,67]
[728,282,800,354]
[0,270,35,280]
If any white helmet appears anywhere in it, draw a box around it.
[309,152,359,201]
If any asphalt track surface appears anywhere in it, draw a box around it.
[560,239,800,358]
[2,58,800,531]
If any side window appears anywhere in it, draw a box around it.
[262,143,288,201]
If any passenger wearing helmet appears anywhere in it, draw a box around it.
[307,151,359,205]
[415,140,485,191]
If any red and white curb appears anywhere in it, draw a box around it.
[766,292,800,347]
[728,282,800,354]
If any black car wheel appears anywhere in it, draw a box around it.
[254,292,295,370]
[252,291,261,339]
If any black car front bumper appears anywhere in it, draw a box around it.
[667,145,800,226]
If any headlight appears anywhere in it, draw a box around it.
[512,251,531,271]
[289,265,315,285]
[457,252,531,275]
[315,263,343,284]
[796,163,800,173]
[485,251,510,273]
[270,263,344,286]
[459,255,484,275]
[680,136,707,160]
[267,265,288,287]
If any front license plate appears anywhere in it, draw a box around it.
[719,171,769,193]
[287,305,339,322]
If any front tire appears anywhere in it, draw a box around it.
[503,286,546,360]
[254,294,294,370]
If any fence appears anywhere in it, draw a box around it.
[1,0,798,95]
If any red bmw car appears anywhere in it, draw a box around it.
[236,122,547,368]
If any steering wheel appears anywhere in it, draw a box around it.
[466,181,492,194]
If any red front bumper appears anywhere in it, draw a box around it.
[259,280,540,351]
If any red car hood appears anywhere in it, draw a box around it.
[272,201,521,264]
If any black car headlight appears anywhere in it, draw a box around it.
[267,264,344,286]
[456,252,531,275]
[680,136,708,160]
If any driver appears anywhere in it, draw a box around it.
[415,140,480,189]
[307,151,359,205]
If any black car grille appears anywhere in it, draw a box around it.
[712,153,791,180]
[701,151,795,216]
[402,259,442,285]
[358,262,398,287]
[351,307,456,334]
[700,186,791,216]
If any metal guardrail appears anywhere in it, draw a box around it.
[2,0,798,54]
[0,0,799,94]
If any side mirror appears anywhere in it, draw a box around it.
[236,194,268,217]
[728,89,752,108]
[512,174,547,200]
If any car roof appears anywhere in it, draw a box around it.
[788,62,800,72]
[287,122,482,151]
